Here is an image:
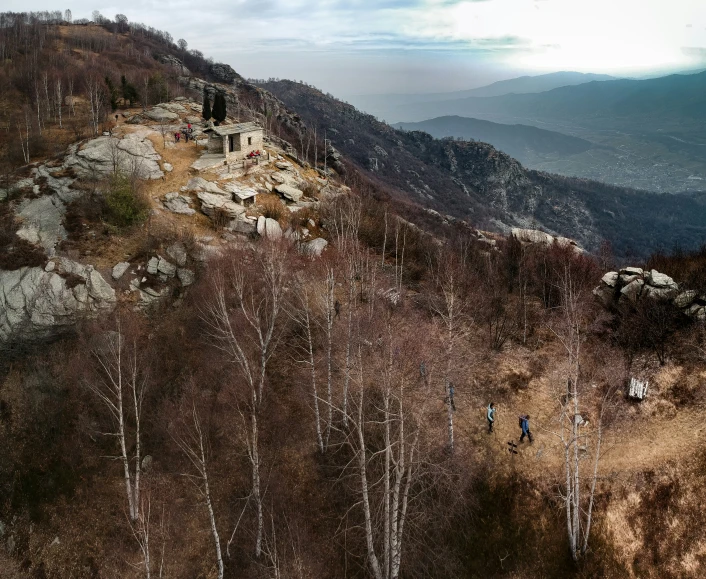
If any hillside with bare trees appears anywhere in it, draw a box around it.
[2,13,706,579]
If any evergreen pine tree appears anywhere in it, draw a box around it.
[212,92,227,125]
[202,91,212,121]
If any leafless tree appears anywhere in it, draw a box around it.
[86,76,105,136]
[546,265,613,561]
[429,255,469,451]
[128,493,168,579]
[54,77,63,128]
[16,108,31,164]
[201,244,288,558]
[87,321,146,522]
[290,280,325,453]
[343,325,420,579]
[172,403,224,579]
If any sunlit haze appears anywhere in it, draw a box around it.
[9,0,706,96]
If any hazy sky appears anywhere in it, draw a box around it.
[11,0,706,96]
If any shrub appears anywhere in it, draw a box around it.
[0,209,47,270]
[258,194,287,222]
[103,172,149,228]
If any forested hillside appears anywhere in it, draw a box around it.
[2,13,706,579]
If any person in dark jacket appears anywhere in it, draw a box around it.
[487,403,496,433]
[519,414,533,443]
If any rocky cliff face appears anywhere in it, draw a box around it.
[0,259,116,349]
[257,80,706,256]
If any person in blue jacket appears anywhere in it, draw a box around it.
[487,402,496,433]
[519,414,533,443]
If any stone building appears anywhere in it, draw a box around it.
[205,122,264,162]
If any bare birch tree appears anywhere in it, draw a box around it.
[344,327,420,579]
[201,244,288,558]
[290,281,325,453]
[172,403,224,579]
[86,76,105,136]
[547,265,613,561]
[87,321,145,522]
[429,256,468,452]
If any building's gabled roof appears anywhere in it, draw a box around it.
[207,122,262,136]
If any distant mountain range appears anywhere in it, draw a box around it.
[394,116,596,165]
[362,71,706,194]
[261,79,706,256]
[347,71,616,118]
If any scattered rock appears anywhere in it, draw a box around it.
[144,107,179,122]
[275,183,303,203]
[185,177,229,196]
[157,258,176,277]
[166,243,188,267]
[163,162,173,172]
[300,238,328,257]
[648,269,678,289]
[147,257,159,275]
[600,271,618,287]
[275,161,293,170]
[620,278,644,303]
[197,192,246,218]
[675,290,697,308]
[177,268,195,286]
[112,262,130,280]
[228,218,257,234]
[163,193,195,215]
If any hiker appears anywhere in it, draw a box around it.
[448,383,456,411]
[519,414,533,443]
[487,402,496,433]
[174,132,180,143]
[334,300,340,318]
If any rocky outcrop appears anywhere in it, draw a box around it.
[275,184,303,203]
[300,238,328,257]
[0,259,116,348]
[592,267,705,319]
[209,62,239,84]
[511,228,584,254]
[144,107,179,122]
[163,192,195,215]
[65,133,164,180]
[158,54,190,75]
[197,192,246,218]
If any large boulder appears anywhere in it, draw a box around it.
[157,102,188,114]
[648,269,678,290]
[144,107,179,122]
[197,192,246,218]
[185,177,229,196]
[601,271,619,287]
[66,134,164,180]
[163,192,195,215]
[275,184,303,203]
[0,259,116,348]
[620,278,644,303]
[264,218,282,240]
